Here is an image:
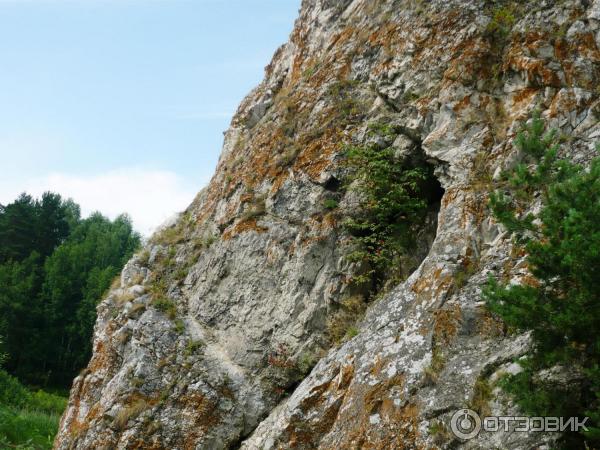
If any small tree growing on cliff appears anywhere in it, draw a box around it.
[343,136,432,292]
[484,113,600,448]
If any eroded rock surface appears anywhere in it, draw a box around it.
[56,0,600,448]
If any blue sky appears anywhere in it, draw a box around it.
[0,0,300,234]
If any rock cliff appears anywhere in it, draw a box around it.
[55,0,600,448]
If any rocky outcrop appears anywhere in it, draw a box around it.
[55,0,600,448]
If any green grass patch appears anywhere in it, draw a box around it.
[0,369,67,449]
[151,297,177,320]
[0,405,63,449]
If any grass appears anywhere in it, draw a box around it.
[0,406,62,449]
[113,398,148,431]
[151,297,177,320]
[240,198,266,222]
[423,347,446,385]
[428,419,452,445]
[0,373,68,450]
[469,377,493,416]
[114,290,135,305]
[297,351,320,375]
[275,145,301,168]
[322,198,339,210]
[127,302,146,319]
[185,340,204,356]
[326,295,367,345]
[173,319,186,334]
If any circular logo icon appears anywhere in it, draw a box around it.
[450,409,482,440]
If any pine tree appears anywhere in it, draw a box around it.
[485,113,600,448]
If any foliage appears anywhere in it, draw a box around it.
[27,391,67,416]
[0,336,5,368]
[342,140,432,291]
[0,192,141,387]
[485,5,517,41]
[0,370,30,409]
[484,113,600,448]
[326,295,366,345]
[0,366,66,449]
[322,198,339,210]
[327,79,364,122]
[151,298,177,320]
[0,192,79,264]
[0,405,62,450]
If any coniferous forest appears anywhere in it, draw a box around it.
[0,192,140,447]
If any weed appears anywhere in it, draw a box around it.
[423,347,446,385]
[297,351,320,374]
[127,302,146,319]
[322,198,339,210]
[185,340,204,356]
[138,250,150,267]
[115,290,135,305]
[326,295,367,345]
[429,419,452,445]
[402,89,421,103]
[241,196,266,221]
[345,326,359,339]
[276,145,301,168]
[469,378,493,416]
[453,263,477,290]
[113,399,149,431]
[151,297,177,320]
[173,319,185,334]
[485,6,517,41]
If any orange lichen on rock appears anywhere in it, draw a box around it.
[222,218,268,240]
[432,304,462,346]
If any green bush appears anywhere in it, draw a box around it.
[484,113,600,449]
[28,390,67,416]
[0,370,29,409]
[485,6,516,41]
[0,369,67,449]
[343,140,432,291]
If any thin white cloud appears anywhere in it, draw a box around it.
[0,168,204,236]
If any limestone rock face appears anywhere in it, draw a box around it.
[55,0,600,448]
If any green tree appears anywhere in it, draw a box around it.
[0,192,79,264]
[343,134,437,291]
[0,252,44,378]
[0,335,6,369]
[40,213,140,384]
[484,114,600,449]
[0,193,140,387]
[0,194,38,263]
